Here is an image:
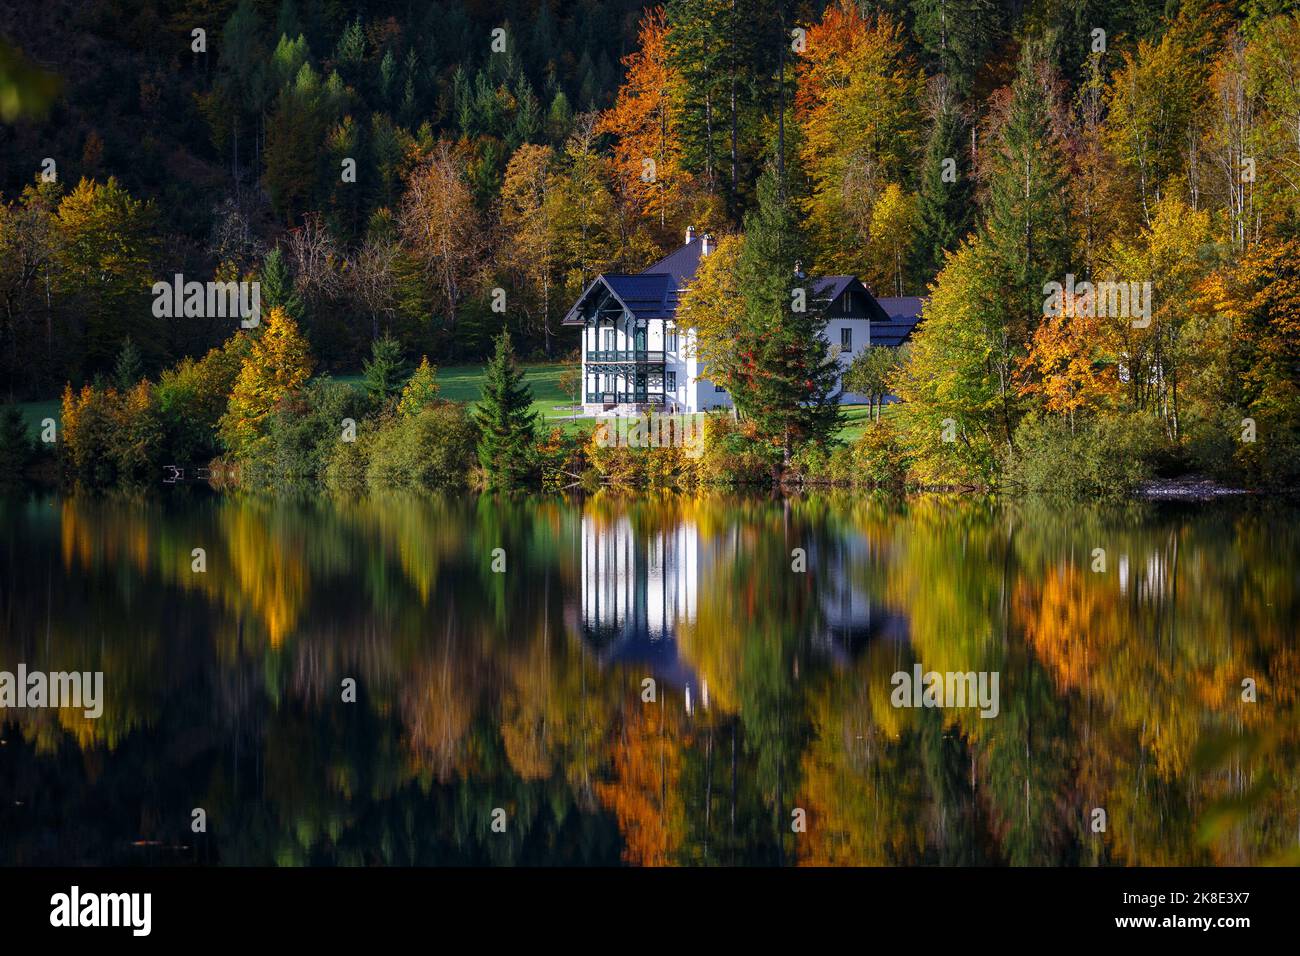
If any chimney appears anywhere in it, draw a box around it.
[701,233,712,256]
[685,225,695,246]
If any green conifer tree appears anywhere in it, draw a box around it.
[475,330,538,487]
[113,335,145,389]
[361,334,410,408]
[260,248,303,321]
[732,161,841,467]
[915,81,975,285]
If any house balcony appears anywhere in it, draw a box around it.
[584,350,666,364]
[585,392,667,406]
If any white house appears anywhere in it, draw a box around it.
[561,227,923,416]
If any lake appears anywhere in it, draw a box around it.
[1,491,1296,866]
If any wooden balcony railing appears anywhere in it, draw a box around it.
[584,350,666,363]
[584,392,668,405]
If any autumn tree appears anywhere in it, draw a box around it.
[219,305,315,462]
[795,3,922,276]
[397,356,440,417]
[500,144,561,354]
[597,8,688,233]
[1103,194,1214,439]
[1018,296,1123,427]
[547,116,621,303]
[399,142,486,332]
[54,177,159,377]
[677,232,746,393]
[867,183,919,296]
[1247,14,1300,233]
[1104,25,1210,226]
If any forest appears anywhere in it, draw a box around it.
[1,0,1299,494]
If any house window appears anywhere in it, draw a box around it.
[666,371,676,391]
[666,325,677,353]
[841,327,852,350]
[843,292,854,314]
[603,328,615,352]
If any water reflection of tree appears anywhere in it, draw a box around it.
[1,492,1297,865]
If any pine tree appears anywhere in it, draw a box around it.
[113,335,145,390]
[361,334,410,407]
[732,162,841,466]
[397,356,440,417]
[260,248,303,321]
[915,78,975,284]
[474,330,538,487]
[0,405,33,484]
[546,91,573,144]
[666,0,781,220]
[982,40,1074,340]
[910,0,1005,97]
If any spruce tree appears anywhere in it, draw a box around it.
[982,39,1074,340]
[0,405,34,485]
[361,334,410,408]
[261,248,303,321]
[910,0,1005,97]
[475,330,538,487]
[732,161,841,467]
[113,335,145,390]
[915,80,975,285]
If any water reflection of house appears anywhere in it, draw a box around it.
[812,536,910,661]
[573,515,701,694]
[568,515,907,697]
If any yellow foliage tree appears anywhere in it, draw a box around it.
[218,305,314,461]
[795,3,921,275]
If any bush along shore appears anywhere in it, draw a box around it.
[0,292,1290,502]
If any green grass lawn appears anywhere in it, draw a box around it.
[13,365,883,442]
[836,403,893,441]
[334,362,589,433]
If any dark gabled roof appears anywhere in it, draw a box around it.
[643,238,705,288]
[875,296,924,321]
[561,272,675,326]
[814,276,891,321]
[602,273,675,319]
[811,275,855,302]
[870,296,925,347]
[870,322,919,347]
[563,240,924,336]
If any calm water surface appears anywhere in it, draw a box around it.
[1,491,1296,865]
